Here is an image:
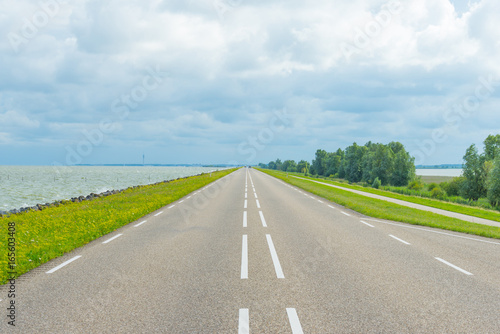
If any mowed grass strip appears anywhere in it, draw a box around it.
[0,168,237,284]
[280,170,500,223]
[259,169,500,240]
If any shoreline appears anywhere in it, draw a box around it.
[0,172,209,217]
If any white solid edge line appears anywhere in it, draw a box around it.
[259,211,268,227]
[341,211,351,217]
[46,255,82,274]
[102,234,123,244]
[435,257,473,276]
[360,220,374,228]
[256,200,261,208]
[241,235,248,279]
[389,234,411,245]
[266,234,285,279]
[239,308,250,334]
[362,218,500,245]
[243,211,248,228]
[286,308,304,334]
[134,220,147,227]
[244,200,248,209]
[154,211,164,217]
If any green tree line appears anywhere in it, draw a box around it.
[259,141,416,187]
[259,135,500,209]
[461,134,500,206]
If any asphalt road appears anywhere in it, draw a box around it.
[1,168,499,333]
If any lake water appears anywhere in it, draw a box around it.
[415,169,463,177]
[0,166,223,212]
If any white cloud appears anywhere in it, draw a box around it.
[0,0,499,165]
[0,110,40,129]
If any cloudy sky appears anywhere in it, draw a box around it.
[1,0,499,166]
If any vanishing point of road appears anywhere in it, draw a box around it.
[1,168,499,333]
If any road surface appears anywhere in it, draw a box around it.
[1,168,499,333]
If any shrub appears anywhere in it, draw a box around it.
[431,186,445,199]
[442,177,466,197]
[427,183,439,191]
[372,177,382,189]
[408,180,424,191]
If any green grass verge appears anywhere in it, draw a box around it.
[0,168,237,284]
[258,169,500,240]
[279,170,500,223]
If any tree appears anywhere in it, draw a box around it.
[461,144,487,201]
[344,143,366,183]
[391,149,415,186]
[296,160,309,174]
[487,156,500,207]
[388,141,405,155]
[268,161,277,170]
[441,176,465,197]
[325,149,344,177]
[282,160,297,172]
[274,159,283,171]
[483,134,500,161]
[312,149,328,176]
[372,144,394,185]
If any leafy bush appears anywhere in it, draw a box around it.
[427,183,439,191]
[408,180,424,191]
[372,177,382,189]
[441,177,466,197]
[430,186,445,199]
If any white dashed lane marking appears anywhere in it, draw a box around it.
[46,256,82,274]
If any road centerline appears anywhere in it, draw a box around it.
[266,234,285,279]
[286,308,304,334]
[238,309,249,334]
[241,235,248,279]
[259,211,268,227]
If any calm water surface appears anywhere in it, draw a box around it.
[415,169,462,177]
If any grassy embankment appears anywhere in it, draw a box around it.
[258,169,500,240]
[0,168,237,284]
[279,171,500,223]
